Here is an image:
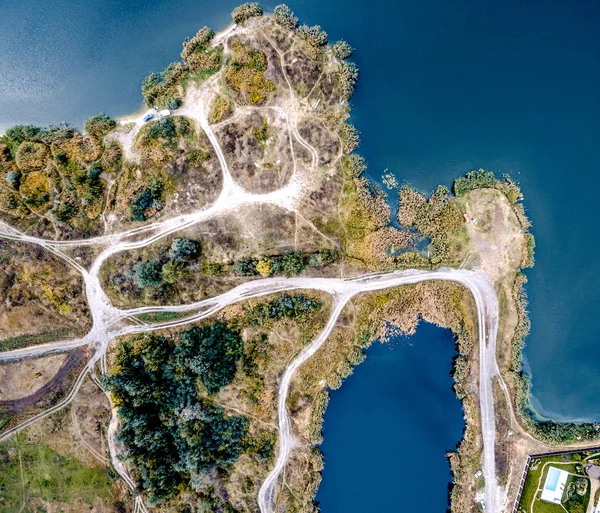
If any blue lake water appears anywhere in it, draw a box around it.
[315,323,463,512]
[1,0,600,508]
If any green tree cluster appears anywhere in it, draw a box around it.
[103,325,248,502]
[273,4,298,30]
[84,114,117,139]
[231,2,263,24]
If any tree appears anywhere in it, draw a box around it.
[84,114,117,138]
[132,260,163,288]
[273,4,298,30]
[162,260,187,284]
[169,238,200,262]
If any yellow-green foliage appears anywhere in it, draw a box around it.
[15,141,48,171]
[65,136,103,163]
[226,40,275,105]
[19,171,50,206]
[256,258,271,276]
[209,95,233,124]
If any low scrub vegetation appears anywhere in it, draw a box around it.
[226,40,275,105]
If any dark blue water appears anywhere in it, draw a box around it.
[1,0,600,508]
[315,323,463,512]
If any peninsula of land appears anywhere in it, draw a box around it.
[0,4,596,513]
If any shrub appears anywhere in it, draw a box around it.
[246,293,322,324]
[130,179,164,222]
[308,250,340,266]
[208,95,233,124]
[19,171,50,206]
[256,259,271,276]
[170,238,200,262]
[84,114,116,138]
[141,62,188,107]
[233,258,258,276]
[203,262,224,275]
[254,118,269,142]
[54,201,78,222]
[132,260,163,288]
[162,259,187,284]
[226,40,275,105]
[281,252,305,277]
[297,24,328,48]
[332,40,353,60]
[231,2,263,24]
[15,141,48,171]
[146,118,177,140]
[273,4,298,29]
[5,171,20,189]
[186,149,212,165]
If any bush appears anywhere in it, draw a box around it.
[146,118,177,140]
[273,4,298,30]
[226,40,275,105]
[256,259,271,276]
[84,114,116,138]
[233,258,258,276]
[231,2,263,24]
[169,238,200,262]
[308,250,340,266]
[19,171,49,207]
[132,260,163,288]
[15,141,48,171]
[130,179,165,222]
[332,40,353,60]
[4,171,20,189]
[162,259,187,284]
[54,201,78,222]
[279,252,305,277]
[208,95,233,124]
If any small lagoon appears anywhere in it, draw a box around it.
[315,323,464,512]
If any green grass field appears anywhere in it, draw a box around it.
[0,434,113,511]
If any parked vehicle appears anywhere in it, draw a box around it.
[143,111,154,122]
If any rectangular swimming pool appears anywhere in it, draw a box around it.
[545,467,561,492]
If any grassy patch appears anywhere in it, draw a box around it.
[0,435,113,509]
[0,328,75,351]
[135,310,196,323]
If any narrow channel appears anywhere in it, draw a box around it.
[315,322,464,512]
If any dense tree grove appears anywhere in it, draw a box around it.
[103,323,248,502]
[244,293,322,325]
